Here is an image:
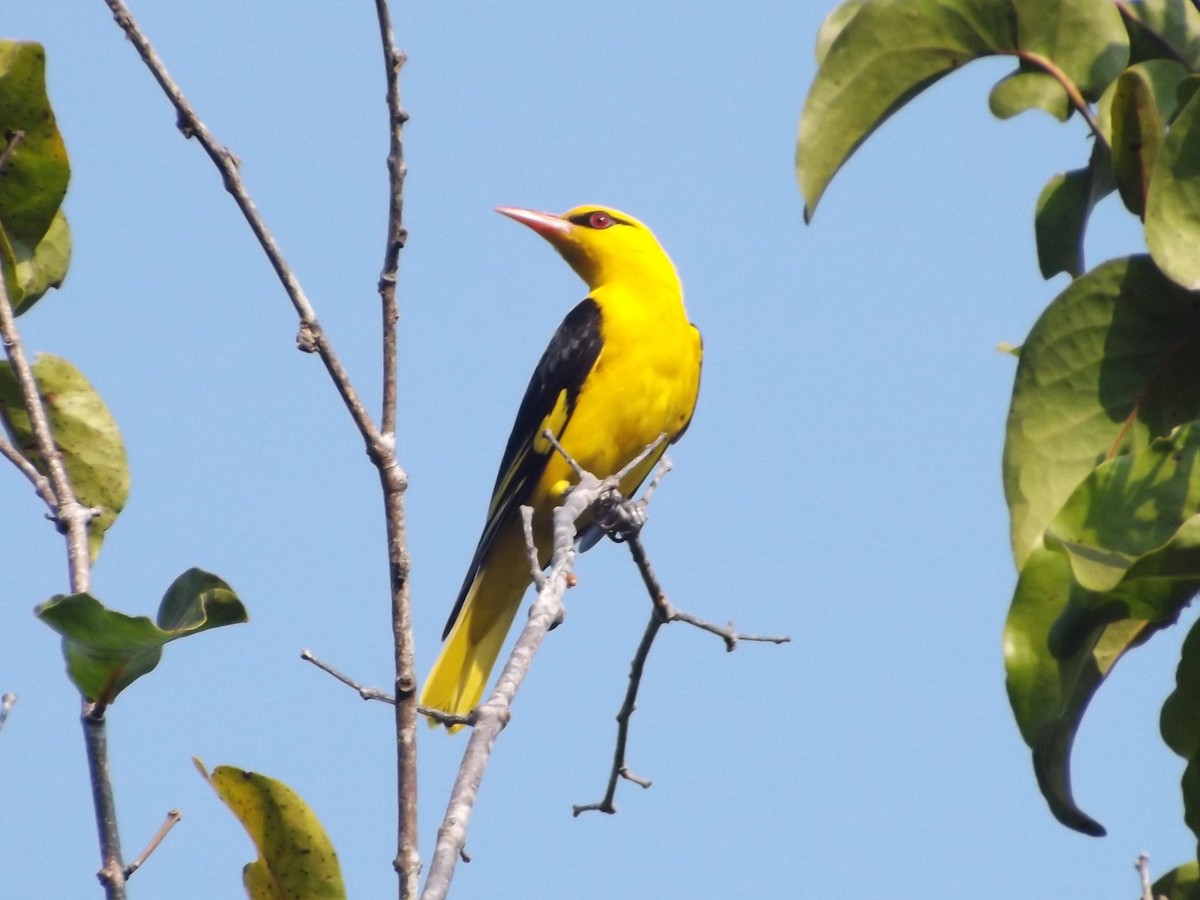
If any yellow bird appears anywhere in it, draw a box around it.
[420,204,703,727]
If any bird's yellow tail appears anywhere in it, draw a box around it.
[419,569,525,732]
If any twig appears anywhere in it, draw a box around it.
[300,649,473,732]
[301,649,396,703]
[1013,50,1104,145]
[123,809,181,878]
[0,692,15,741]
[372,0,409,440]
[1,208,125,898]
[572,604,664,816]
[574,510,790,817]
[83,707,126,898]
[1135,853,1155,900]
[100,0,385,458]
[366,3,417,895]
[422,463,618,900]
[0,435,56,509]
[101,4,420,894]
[520,506,547,591]
[0,245,94,592]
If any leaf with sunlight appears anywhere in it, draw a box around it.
[1004,256,1200,571]
[1146,90,1200,290]
[797,0,1017,220]
[196,761,346,900]
[0,40,71,316]
[0,354,129,562]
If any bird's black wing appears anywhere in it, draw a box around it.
[442,297,603,637]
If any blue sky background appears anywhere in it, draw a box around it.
[0,2,1188,898]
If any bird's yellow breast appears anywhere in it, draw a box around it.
[540,282,701,495]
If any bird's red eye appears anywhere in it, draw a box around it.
[588,212,613,229]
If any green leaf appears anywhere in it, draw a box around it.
[0,354,129,562]
[797,0,1017,220]
[35,569,247,704]
[1111,67,1166,218]
[1011,0,1129,102]
[1146,89,1200,289]
[1164,623,1200,865]
[988,70,1071,121]
[815,0,868,64]
[196,761,346,900]
[1180,75,1200,117]
[1005,544,1159,836]
[13,208,70,316]
[1004,256,1200,570]
[0,42,69,252]
[1033,141,1115,279]
[1152,861,1200,900]
[1163,617,1200,760]
[1153,862,1200,900]
[1119,0,1200,69]
[1046,422,1200,594]
[1095,58,1187,147]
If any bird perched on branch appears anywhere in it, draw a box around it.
[420,204,703,729]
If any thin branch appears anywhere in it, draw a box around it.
[372,0,409,439]
[0,692,15,741]
[101,5,421,895]
[520,506,547,591]
[100,0,386,458]
[1135,853,1154,900]
[0,247,93,594]
[572,603,664,816]
[301,649,396,703]
[1,206,125,897]
[575,502,790,817]
[1013,50,1104,145]
[366,2,417,894]
[0,434,56,510]
[123,809,182,879]
[301,649,474,728]
[422,464,619,900]
[83,706,126,898]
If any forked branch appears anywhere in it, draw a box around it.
[574,503,791,817]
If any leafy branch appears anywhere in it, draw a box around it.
[800,0,1200,886]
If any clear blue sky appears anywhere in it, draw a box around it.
[1,2,1184,898]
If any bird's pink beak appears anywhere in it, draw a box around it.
[495,206,571,239]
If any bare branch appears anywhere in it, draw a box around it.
[0,693,15,741]
[0,434,56,510]
[83,705,126,898]
[0,203,126,897]
[422,460,620,900]
[366,3,418,894]
[520,506,547,591]
[0,249,93,593]
[301,649,396,704]
[371,0,409,440]
[575,505,790,816]
[572,604,664,816]
[100,5,421,894]
[299,649,472,739]
[99,0,386,457]
[123,810,182,879]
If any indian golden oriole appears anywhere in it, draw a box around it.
[420,204,702,727]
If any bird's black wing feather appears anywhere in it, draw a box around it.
[442,297,603,637]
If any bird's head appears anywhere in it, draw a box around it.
[495,205,680,294]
